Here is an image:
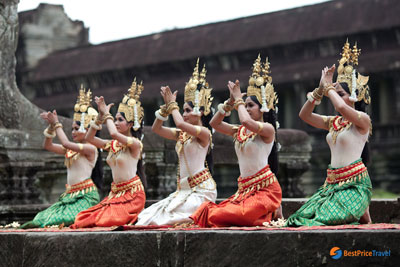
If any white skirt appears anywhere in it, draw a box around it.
[136,174,217,226]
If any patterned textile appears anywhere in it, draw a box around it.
[187,168,212,188]
[71,176,145,228]
[20,179,99,229]
[286,159,372,227]
[191,165,282,227]
[136,168,216,226]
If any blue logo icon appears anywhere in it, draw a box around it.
[330,247,342,259]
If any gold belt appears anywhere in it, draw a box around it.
[108,176,144,199]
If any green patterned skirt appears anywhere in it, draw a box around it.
[286,159,372,227]
[21,179,100,229]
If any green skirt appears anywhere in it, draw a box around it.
[21,184,100,229]
[286,159,372,227]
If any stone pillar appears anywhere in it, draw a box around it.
[0,0,66,221]
[393,76,400,120]
[277,129,311,197]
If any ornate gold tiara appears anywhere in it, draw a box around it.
[247,54,278,112]
[117,77,144,130]
[184,58,213,116]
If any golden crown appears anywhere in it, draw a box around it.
[247,54,278,112]
[73,85,98,130]
[184,58,213,116]
[117,77,144,130]
[336,39,370,104]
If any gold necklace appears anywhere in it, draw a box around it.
[329,116,352,144]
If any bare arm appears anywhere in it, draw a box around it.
[95,96,142,156]
[161,86,210,146]
[105,118,142,154]
[327,90,370,134]
[152,116,179,141]
[43,136,65,155]
[299,66,335,131]
[170,109,210,146]
[229,80,275,143]
[209,111,236,136]
[298,99,330,130]
[47,110,96,158]
[55,127,96,157]
[84,124,109,149]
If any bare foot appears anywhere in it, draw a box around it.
[359,206,372,224]
[273,205,283,220]
[173,221,197,228]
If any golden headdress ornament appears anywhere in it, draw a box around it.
[184,58,213,116]
[336,39,370,104]
[117,77,144,131]
[73,85,98,132]
[247,54,278,112]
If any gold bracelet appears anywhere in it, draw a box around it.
[166,101,177,108]
[166,102,179,115]
[159,104,168,117]
[311,88,323,101]
[53,122,63,130]
[103,113,114,122]
[223,100,234,112]
[324,85,335,97]
[234,99,245,110]
[43,127,56,138]
[95,114,104,125]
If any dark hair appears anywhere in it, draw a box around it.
[249,95,279,174]
[187,101,214,175]
[75,121,103,189]
[119,112,147,188]
[339,83,371,166]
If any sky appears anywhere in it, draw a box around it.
[18,0,330,45]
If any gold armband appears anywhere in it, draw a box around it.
[194,126,201,136]
[126,137,134,145]
[257,121,264,134]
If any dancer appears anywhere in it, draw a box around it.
[21,87,100,228]
[191,55,282,227]
[71,78,146,228]
[286,40,372,226]
[136,59,216,226]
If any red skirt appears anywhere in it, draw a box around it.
[71,176,145,228]
[191,165,282,227]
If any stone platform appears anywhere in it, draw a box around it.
[0,228,398,266]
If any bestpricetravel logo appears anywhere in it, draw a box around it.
[330,247,342,260]
[330,247,391,259]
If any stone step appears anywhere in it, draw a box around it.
[0,229,398,266]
